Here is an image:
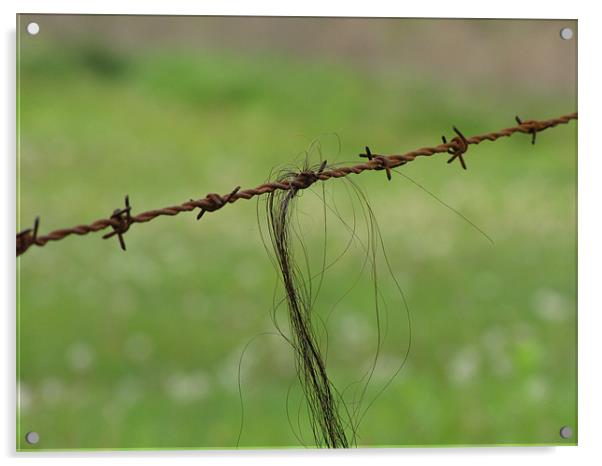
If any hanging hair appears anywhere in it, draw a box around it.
[264,159,349,448]
[252,142,413,447]
[245,141,489,448]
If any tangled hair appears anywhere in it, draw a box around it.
[237,136,491,448]
[247,139,413,448]
[265,160,349,447]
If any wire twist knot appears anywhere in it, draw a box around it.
[442,126,470,170]
[292,160,328,189]
[359,146,393,180]
[102,195,132,251]
[515,116,541,145]
[16,217,40,256]
[196,186,241,220]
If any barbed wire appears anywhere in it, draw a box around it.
[16,112,577,257]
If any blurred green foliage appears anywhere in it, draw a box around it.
[17,31,576,450]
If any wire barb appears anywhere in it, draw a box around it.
[515,115,539,145]
[360,146,392,180]
[360,146,373,161]
[443,126,469,170]
[196,186,241,220]
[293,159,329,189]
[317,159,327,175]
[16,216,40,256]
[102,195,132,251]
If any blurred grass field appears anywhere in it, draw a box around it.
[17,17,576,450]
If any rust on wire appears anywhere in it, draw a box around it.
[16,112,577,257]
[442,126,469,170]
[293,159,328,188]
[196,185,241,220]
[515,115,539,144]
[102,195,132,251]
[16,216,40,256]
[360,147,392,180]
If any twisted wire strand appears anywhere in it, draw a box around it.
[16,112,577,257]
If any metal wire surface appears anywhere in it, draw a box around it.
[16,112,577,257]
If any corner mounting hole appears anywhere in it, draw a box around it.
[26,22,40,36]
[25,431,39,444]
[559,27,573,40]
[559,425,573,439]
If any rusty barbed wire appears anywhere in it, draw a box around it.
[16,112,577,257]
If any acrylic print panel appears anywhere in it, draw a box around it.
[16,15,577,450]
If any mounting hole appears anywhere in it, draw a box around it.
[25,431,40,445]
[26,22,40,36]
[559,27,573,40]
[559,425,573,439]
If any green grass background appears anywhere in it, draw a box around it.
[17,18,577,450]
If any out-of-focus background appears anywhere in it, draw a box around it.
[17,15,577,450]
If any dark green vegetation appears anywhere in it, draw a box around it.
[17,36,576,449]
